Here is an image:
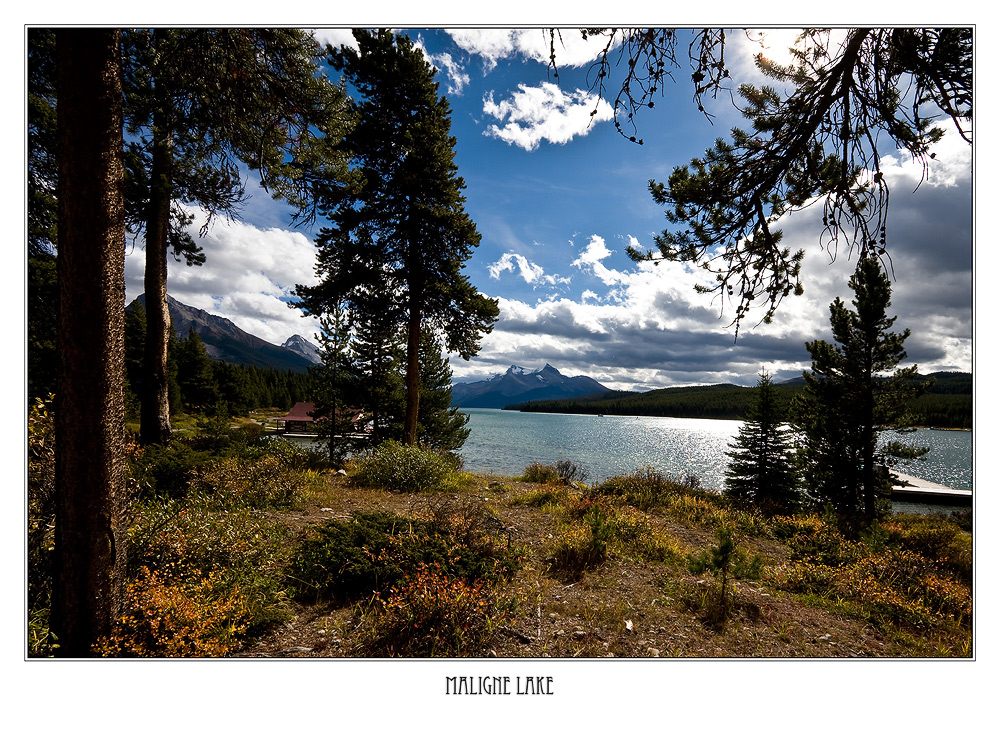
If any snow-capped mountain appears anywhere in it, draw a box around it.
[450,364,611,408]
[281,334,321,364]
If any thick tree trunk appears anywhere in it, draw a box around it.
[139,123,173,444]
[51,28,127,656]
[403,302,422,445]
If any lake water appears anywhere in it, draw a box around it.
[457,408,973,494]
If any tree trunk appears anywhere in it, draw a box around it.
[403,301,422,445]
[51,28,127,656]
[139,122,173,444]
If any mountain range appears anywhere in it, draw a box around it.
[450,364,611,408]
[131,294,319,372]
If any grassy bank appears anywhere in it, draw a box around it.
[28,413,972,658]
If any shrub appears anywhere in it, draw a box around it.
[287,510,523,603]
[348,441,454,493]
[353,564,516,657]
[128,497,291,577]
[130,441,210,499]
[880,515,971,582]
[548,500,614,581]
[27,395,56,625]
[191,453,303,510]
[95,567,253,657]
[123,483,294,646]
[555,459,589,484]
[511,484,572,509]
[521,461,561,484]
[593,466,692,510]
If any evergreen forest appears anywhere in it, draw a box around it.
[507,371,972,429]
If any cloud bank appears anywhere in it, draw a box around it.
[124,205,322,348]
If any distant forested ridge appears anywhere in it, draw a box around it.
[505,372,972,428]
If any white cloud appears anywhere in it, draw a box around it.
[432,51,471,95]
[488,251,570,287]
[411,35,471,95]
[124,205,322,347]
[447,29,614,71]
[309,28,360,53]
[482,82,613,150]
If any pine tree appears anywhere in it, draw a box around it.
[351,306,406,444]
[603,28,971,331]
[415,330,471,453]
[173,329,219,412]
[310,308,365,465]
[51,28,127,656]
[792,256,931,530]
[724,370,799,515]
[295,29,498,445]
[123,29,350,444]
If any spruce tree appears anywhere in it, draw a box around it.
[724,370,798,515]
[173,329,219,412]
[310,308,365,465]
[792,256,931,530]
[415,330,471,453]
[295,29,498,445]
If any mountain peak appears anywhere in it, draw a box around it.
[452,363,609,408]
[282,335,321,364]
[129,294,314,372]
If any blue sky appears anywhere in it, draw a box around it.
[122,28,973,391]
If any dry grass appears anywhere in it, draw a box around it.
[236,471,969,659]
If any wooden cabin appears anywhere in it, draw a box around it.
[275,402,367,435]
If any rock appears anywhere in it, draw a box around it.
[647,648,661,657]
[573,630,586,640]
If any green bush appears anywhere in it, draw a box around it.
[287,510,522,603]
[687,528,764,626]
[191,453,303,510]
[348,441,454,492]
[28,395,56,655]
[520,461,561,484]
[131,442,210,499]
[593,466,693,510]
[880,514,972,582]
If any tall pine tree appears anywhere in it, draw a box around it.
[792,256,931,530]
[123,29,350,444]
[295,29,498,445]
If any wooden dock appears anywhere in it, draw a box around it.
[891,472,972,505]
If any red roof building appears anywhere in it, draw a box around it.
[275,402,317,433]
[275,402,366,434]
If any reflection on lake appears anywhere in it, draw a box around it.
[457,408,972,493]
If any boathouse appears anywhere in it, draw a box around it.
[275,402,318,434]
[275,402,367,435]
